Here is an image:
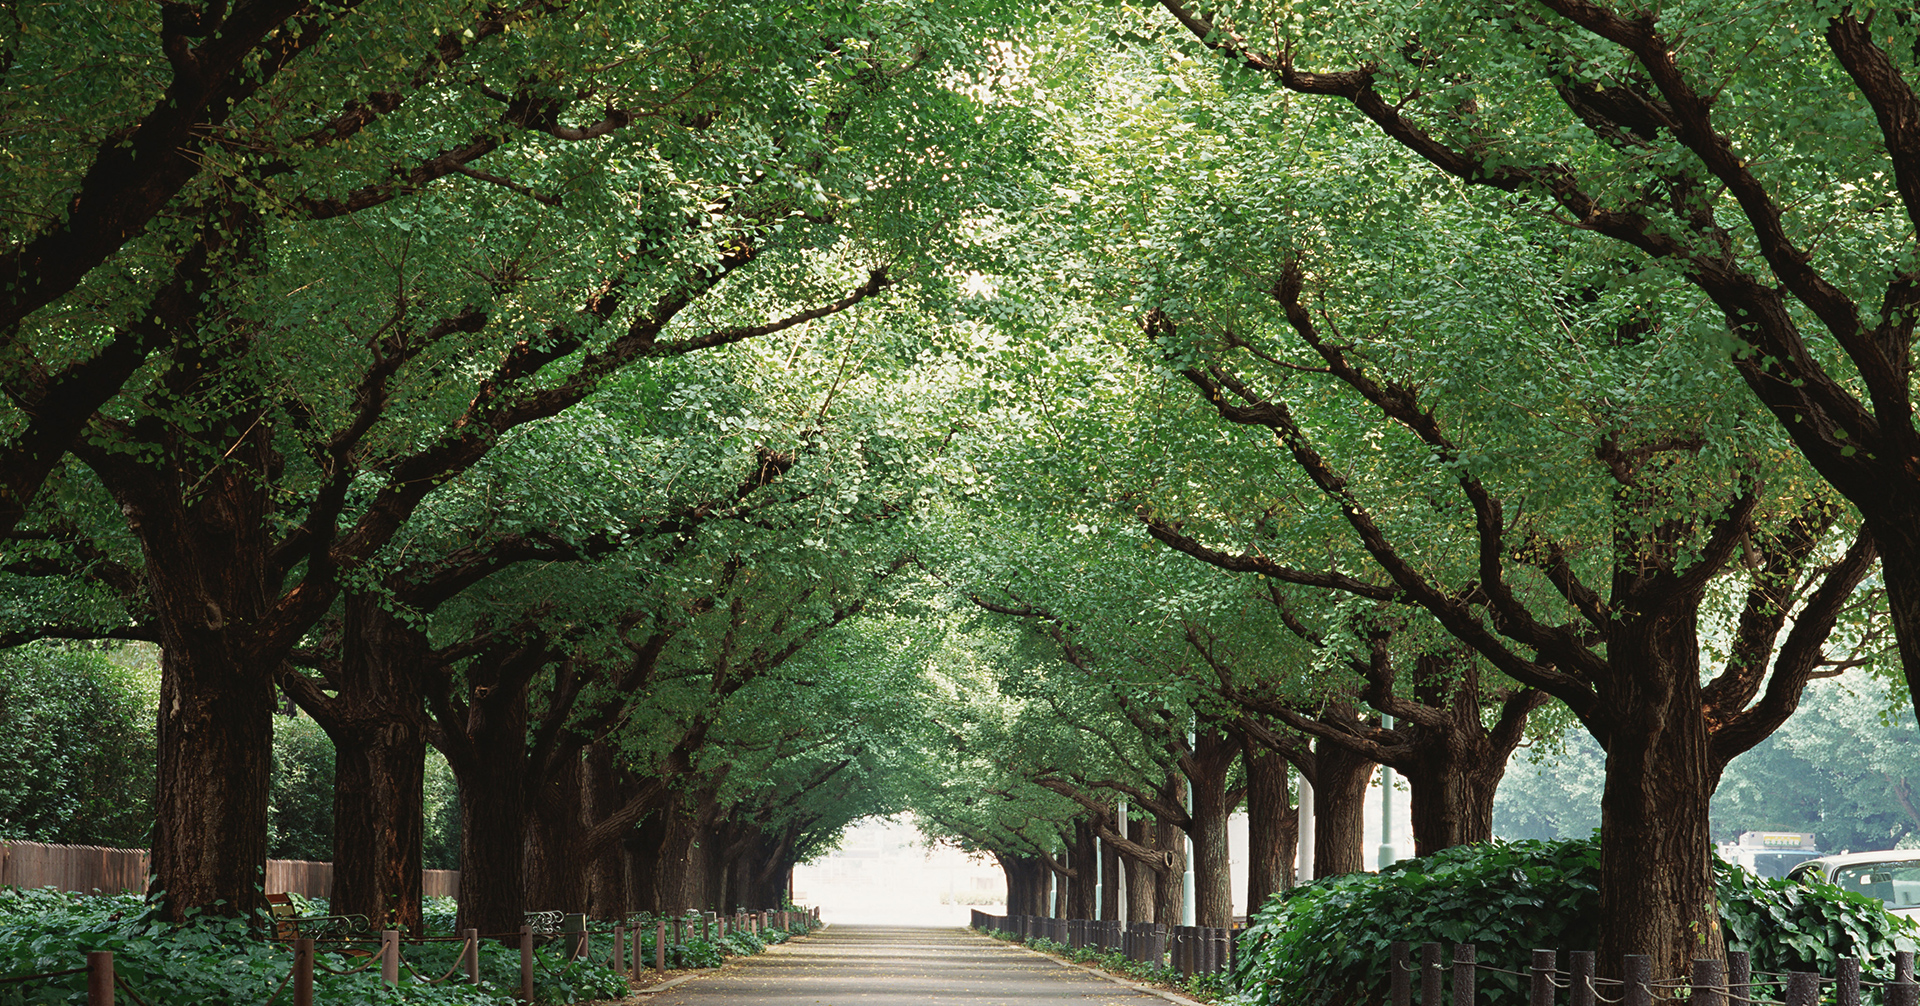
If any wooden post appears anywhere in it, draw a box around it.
[1530,949,1557,1006]
[519,925,535,1003]
[1452,944,1476,1006]
[381,929,399,986]
[1623,955,1651,1006]
[1420,943,1443,1006]
[632,923,642,975]
[1837,956,1862,1006]
[87,950,114,1006]
[1691,958,1725,1006]
[1389,942,1411,1006]
[293,938,314,1006]
[1729,951,1751,1006]
[463,929,480,985]
[613,924,625,975]
[1570,950,1596,1006]
[655,919,667,973]
[1890,949,1919,1006]
[1785,972,1818,1006]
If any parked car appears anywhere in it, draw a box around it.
[1787,851,1920,916]
[1718,831,1824,879]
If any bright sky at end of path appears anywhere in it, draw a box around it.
[791,817,1004,927]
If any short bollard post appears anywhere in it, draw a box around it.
[1453,944,1476,1006]
[87,950,114,1006]
[1837,956,1862,1006]
[463,929,480,985]
[612,924,625,976]
[1420,942,1443,1006]
[519,925,535,1003]
[1530,949,1557,1006]
[1692,958,1725,1006]
[1570,950,1596,1006]
[1729,950,1751,1006]
[293,938,315,1006]
[1389,941,1411,1006]
[1785,972,1818,1006]
[655,920,667,973]
[381,929,400,986]
[1623,954,1651,1006]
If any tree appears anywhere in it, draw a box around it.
[1144,0,1920,730]
[4,0,1031,922]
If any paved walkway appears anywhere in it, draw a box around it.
[638,925,1178,1005]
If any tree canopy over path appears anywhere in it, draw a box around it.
[3,0,1915,985]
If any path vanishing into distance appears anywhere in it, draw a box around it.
[639,925,1187,1006]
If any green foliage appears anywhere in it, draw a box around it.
[1229,839,1919,1006]
[422,752,461,872]
[267,715,335,862]
[0,888,627,1005]
[0,644,153,848]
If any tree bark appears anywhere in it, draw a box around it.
[1186,730,1238,927]
[1067,818,1098,920]
[96,421,277,922]
[1154,798,1186,924]
[1100,821,1121,922]
[1126,814,1158,925]
[1312,742,1373,879]
[1244,742,1295,913]
[1594,610,1724,976]
[584,743,628,921]
[524,753,588,915]
[296,595,428,934]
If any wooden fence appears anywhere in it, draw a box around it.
[1,841,458,899]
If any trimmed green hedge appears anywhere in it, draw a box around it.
[1229,838,1919,1006]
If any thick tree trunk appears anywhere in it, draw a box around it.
[1067,818,1097,920]
[1244,743,1295,913]
[997,854,1047,917]
[1126,815,1157,925]
[308,596,427,935]
[525,754,588,915]
[103,437,277,921]
[1186,730,1237,928]
[1312,742,1374,879]
[584,744,627,921]
[1872,517,1920,731]
[644,805,708,914]
[1401,726,1509,857]
[1100,823,1120,922]
[1594,614,1724,980]
[441,682,529,937]
[1154,803,1185,924]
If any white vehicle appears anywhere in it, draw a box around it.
[1787,851,1920,916]
[1718,831,1824,880]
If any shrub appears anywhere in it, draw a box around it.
[0,888,625,1005]
[1229,838,1920,1006]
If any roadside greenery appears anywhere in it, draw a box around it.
[1230,839,1920,1006]
[0,644,153,849]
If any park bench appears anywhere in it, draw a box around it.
[265,893,371,941]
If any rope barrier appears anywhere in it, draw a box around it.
[398,935,476,985]
[258,965,297,1006]
[0,966,88,985]
[113,974,158,1006]
[312,952,385,976]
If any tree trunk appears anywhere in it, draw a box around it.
[1244,742,1295,913]
[1594,612,1724,979]
[584,744,628,921]
[1067,818,1097,920]
[306,595,427,935]
[1186,730,1237,927]
[1100,821,1121,922]
[98,430,278,921]
[440,682,529,937]
[524,752,588,915]
[1402,728,1506,857]
[644,804,708,915]
[997,853,1047,917]
[1126,814,1158,925]
[1154,801,1185,924]
[1312,742,1374,879]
